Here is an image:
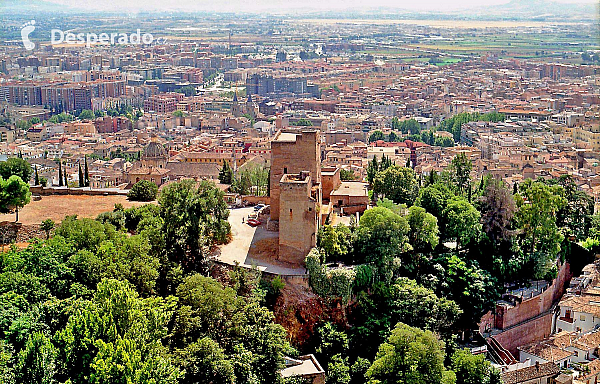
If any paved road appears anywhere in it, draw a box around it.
[214,207,307,275]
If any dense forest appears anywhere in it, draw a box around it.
[0,179,298,384]
[0,151,597,383]
[306,152,597,383]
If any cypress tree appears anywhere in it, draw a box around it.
[267,169,271,197]
[58,162,63,187]
[78,163,84,187]
[84,156,89,186]
[428,170,436,186]
[63,167,68,187]
[34,165,39,186]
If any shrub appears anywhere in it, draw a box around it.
[127,180,158,202]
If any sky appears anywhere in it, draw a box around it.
[9,0,599,12]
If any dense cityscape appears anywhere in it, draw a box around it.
[0,0,599,383]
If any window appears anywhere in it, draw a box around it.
[566,309,572,318]
[284,167,288,174]
[581,315,587,321]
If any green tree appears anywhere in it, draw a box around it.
[327,354,351,384]
[0,340,15,384]
[372,166,419,206]
[388,131,400,143]
[175,85,196,97]
[316,323,349,369]
[78,110,94,121]
[292,118,313,127]
[368,131,385,143]
[354,207,410,281]
[84,156,89,187]
[451,349,495,384]
[416,183,454,222]
[428,255,497,328]
[317,224,352,262]
[128,180,158,202]
[443,197,481,249]
[353,278,461,358]
[340,169,356,181]
[406,205,439,252]
[366,156,379,186]
[58,162,63,187]
[78,163,84,188]
[514,180,567,279]
[366,323,452,384]
[0,176,31,222]
[176,337,235,384]
[434,136,455,147]
[15,331,57,384]
[450,153,472,195]
[55,279,180,384]
[0,158,32,183]
[172,274,291,383]
[159,180,230,272]
[40,219,55,240]
[34,165,40,186]
[554,176,594,240]
[219,161,234,184]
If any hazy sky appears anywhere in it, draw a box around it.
[14,0,600,12]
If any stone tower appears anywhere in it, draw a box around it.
[270,130,321,264]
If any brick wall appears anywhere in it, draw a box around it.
[492,313,554,356]
[480,262,571,333]
[0,222,47,244]
[479,262,573,357]
[31,186,128,196]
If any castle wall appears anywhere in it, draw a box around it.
[480,262,571,333]
[479,262,572,357]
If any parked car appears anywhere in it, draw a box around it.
[247,218,261,227]
[254,204,266,211]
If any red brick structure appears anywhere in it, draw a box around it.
[270,130,321,264]
[479,262,572,356]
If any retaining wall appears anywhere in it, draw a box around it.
[30,186,128,196]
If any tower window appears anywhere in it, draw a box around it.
[284,167,288,174]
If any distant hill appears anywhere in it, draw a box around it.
[482,0,597,21]
[0,0,74,13]
[0,0,596,19]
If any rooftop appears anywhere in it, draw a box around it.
[281,355,324,378]
[331,181,368,197]
[501,362,559,384]
[275,132,299,142]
